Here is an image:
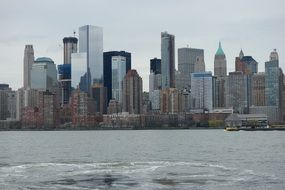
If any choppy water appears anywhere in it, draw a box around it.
[0,130,284,189]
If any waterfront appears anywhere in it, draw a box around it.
[0,130,284,189]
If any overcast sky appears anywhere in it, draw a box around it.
[0,0,284,91]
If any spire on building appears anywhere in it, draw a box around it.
[239,49,244,59]
[215,41,225,55]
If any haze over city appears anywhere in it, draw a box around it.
[1,0,284,91]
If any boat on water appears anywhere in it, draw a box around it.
[224,127,240,131]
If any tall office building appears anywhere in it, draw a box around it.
[235,50,258,75]
[122,70,143,114]
[191,72,213,111]
[63,37,78,64]
[59,37,78,105]
[177,47,205,90]
[161,32,175,89]
[111,56,126,103]
[91,84,107,114]
[103,51,131,103]
[252,73,265,106]
[214,42,227,77]
[150,58,161,74]
[31,57,58,92]
[58,64,71,105]
[226,71,251,114]
[160,88,182,113]
[72,25,103,94]
[23,45,34,89]
[213,42,227,108]
[265,49,283,120]
[0,84,16,120]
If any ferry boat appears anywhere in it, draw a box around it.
[224,127,240,131]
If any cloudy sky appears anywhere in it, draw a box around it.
[0,0,284,91]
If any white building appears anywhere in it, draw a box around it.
[149,90,161,110]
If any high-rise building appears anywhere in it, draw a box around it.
[103,51,131,103]
[214,42,227,77]
[149,72,162,91]
[59,37,78,105]
[191,72,213,111]
[213,42,227,108]
[63,37,78,64]
[177,47,205,90]
[23,45,34,89]
[111,56,126,103]
[58,64,71,105]
[72,25,103,94]
[252,73,265,106]
[213,77,227,108]
[265,49,281,106]
[235,50,258,75]
[0,84,16,120]
[150,58,161,74]
[161,32,175,89]
[16,88,39,120]
[226,71,251,114]
[265,49,283,120]
[31,57,58,92]
[122,70,143,114]
[91,84,107,114]
[160,88,182,113]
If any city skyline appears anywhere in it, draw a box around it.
[0,0,285,91]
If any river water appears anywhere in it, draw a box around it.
[0,130,284,189]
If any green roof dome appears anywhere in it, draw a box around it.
[215,41,225,55]
[35,57,54,63]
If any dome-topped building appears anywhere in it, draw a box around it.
[35,57,54,64]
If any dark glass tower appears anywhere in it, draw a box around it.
[103,51,131,103]
[150,58,161,74]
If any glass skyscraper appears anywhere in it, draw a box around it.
[111,56,126,103]
[161,32,175,89]
[72,25,103,94]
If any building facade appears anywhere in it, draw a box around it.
[191,72,213,111]
[111,56,126,103]
[214,42,227,77]
[23,45,34,89]
[31,57,58,92]
[122,70,143,114]
[161,32,175,89]
[72,25,103,94]
[252,73,265,106]
[103,51,131,103]
[63,37,78,64]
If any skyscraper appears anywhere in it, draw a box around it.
[103,51,131,102]
[63,37,78,64]
[91,84,107,114]
[23,45,34,89]
[72,25,103,94]
[214,42,227,77]
[122,70,143,114]
[226,71,251,114]
[191,72,213,111]
[31,57,58,92]
[150,58,161,74]
[252,73,265,106]
[235,50,258,75]
[111,56,126,103]
[213,42,227,108]
[161,32,175,89]
[177,47,205,90]
[265,50,280,106]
